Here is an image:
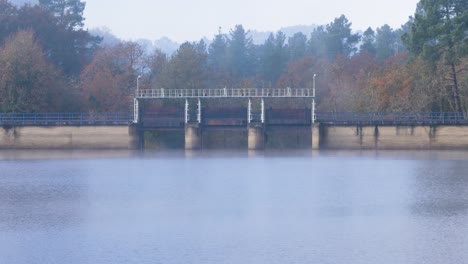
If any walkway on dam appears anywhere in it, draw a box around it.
[0,112,131,126]
[136,88,314,98]
[0,112,466,126]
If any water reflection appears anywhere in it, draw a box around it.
[0,149,136,160]
[1,150,468,264]
[0,162,87,231]
[411,160,468,217]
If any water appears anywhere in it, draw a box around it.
[1,150,468,264]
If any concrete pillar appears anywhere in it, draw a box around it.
[248,122,264,150]
[129,124,143,149]
[185,123,202,150]
[312,124,320,150]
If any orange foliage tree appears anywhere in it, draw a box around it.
[80,42,144,112]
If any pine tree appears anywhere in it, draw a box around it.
[227,25,255,81]
[403,0,468,113]
[39,0,85,30]
[360,27,376,56]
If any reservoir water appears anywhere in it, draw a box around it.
[1,150,468,264]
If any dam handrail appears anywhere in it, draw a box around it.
[136,88,314,98]
[316,112,466,125]
[0,112,132,126]
[1,112,466,126]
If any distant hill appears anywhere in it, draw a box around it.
[89,28,181,56]
[89,27,121,47]
[90,24,318,55]
[249,24,317,44]
[134,37,180,55]
[152,37,180,55]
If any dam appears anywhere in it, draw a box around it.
[1,90,468,150]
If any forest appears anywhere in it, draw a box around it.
[0,0,467,113]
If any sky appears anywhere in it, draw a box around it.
[84,0,420,43]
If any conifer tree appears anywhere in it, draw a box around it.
[403,0,468,113]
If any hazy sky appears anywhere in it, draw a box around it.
[84,0,419,42]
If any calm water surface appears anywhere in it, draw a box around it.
[1,150,468,264]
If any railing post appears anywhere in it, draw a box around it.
[185,99,189,123]
[248,98,252,124]
[261,98,265,124]
[312,74,317,124]
[197,98,201,123]
[133,98,139,123]
[312,98,316,124]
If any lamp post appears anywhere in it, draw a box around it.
[312,74,316,124]
[137,75,142,93]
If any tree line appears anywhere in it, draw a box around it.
[0,0,466,113]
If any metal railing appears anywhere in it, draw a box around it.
[1,112,466,126]
[316,112,466,125]
[0,112,132,126]
[136,88,314,98]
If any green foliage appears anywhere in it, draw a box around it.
[403,0,467,65]
[0,0,100,75]
[260,31,289,84]
[160,41,208,90]
[324,15,360,59]
[227,25,255,81]
[360,27,376,55]
[39,0,85,30]
[403,0,468,113]
[307,26,328,59]
[208,29,228,70]
[0,30,60,112]
[207,29,229,86]
[145,49,168,88]
[307,15,360,61]
[0,0,17,44]
[288,32,307,61]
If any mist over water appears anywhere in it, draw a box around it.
[1,150,468,264]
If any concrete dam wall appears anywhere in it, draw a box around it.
[2,124,468,150]
[0,126,137,149]
[320,125,468,150]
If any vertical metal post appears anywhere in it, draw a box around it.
[133,75,142,124]
[137,75,141,93]
[185,99,189,123]
[312,74,316,124]
[197,98,201,123]
[133,98,139,123]
[261,98,265,124]
[248,98,252,124]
